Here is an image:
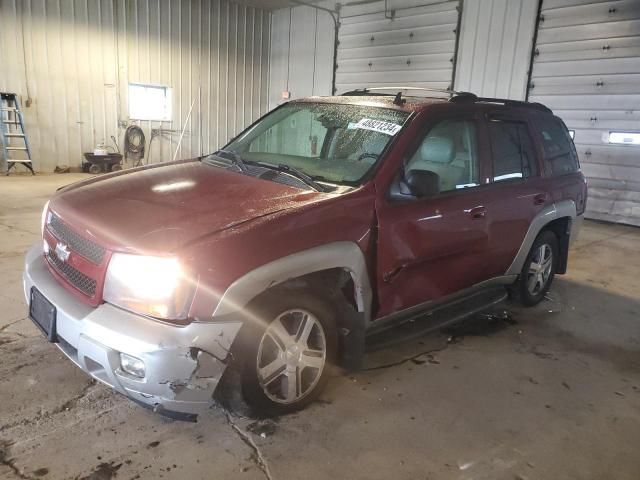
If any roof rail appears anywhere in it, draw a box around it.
[341,86,459,106]
[449,93,552,113]
[341,86,458,96]
[340,88,393,97]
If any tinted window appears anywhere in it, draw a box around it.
[406,119,479,192]
[535,116,580,175]
[488,120,538,182]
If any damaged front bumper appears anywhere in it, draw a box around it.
[23,244,242,418]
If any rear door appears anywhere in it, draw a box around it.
[374,109,493,319]
[480,110,551,278]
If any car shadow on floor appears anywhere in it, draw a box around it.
[358,277,640,374]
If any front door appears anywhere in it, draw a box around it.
[374,111,493,319]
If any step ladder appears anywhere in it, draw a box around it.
[1,93,34,175]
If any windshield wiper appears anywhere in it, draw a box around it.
[256,162,326,192]
[204,149,247,171]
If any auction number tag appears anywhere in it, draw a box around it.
[353,118,402,136]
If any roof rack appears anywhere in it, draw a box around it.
[449,92,552,113]
[339,87,552,113]
[341,86,458,97]
[341,86,458,106]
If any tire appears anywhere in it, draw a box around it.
[88,164,102,175]
[233,290,338,416]
[514,230,559,306]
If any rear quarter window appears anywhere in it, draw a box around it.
[534,116,580,176]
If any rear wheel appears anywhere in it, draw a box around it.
[236,291,337,415]
[515,230,558,306]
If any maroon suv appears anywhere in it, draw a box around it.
[24,90,587,418]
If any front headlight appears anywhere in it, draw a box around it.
[103,253,196,321]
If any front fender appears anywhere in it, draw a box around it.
[211,241,373,324]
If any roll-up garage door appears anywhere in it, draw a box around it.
[528,0,640,226]
[335,0,461,94]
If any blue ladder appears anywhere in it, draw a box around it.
[0,93,34,175]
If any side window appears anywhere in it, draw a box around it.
[534,116,580,175]
[406,119,479,192]
[488,120,538,182]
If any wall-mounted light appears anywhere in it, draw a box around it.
[608,131,640,146]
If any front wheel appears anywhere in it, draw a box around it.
[515,230,559,306]
[237,291,337,415]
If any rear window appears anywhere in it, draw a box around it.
[534,116,580,176]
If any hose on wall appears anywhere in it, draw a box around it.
[124,125,145,167]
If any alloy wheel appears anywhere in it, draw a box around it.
[527,243,553,296]
[256,309,327,404]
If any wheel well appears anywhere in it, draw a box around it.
[268,268,358,307]
[248,268,365,370]
[542,217,571,274]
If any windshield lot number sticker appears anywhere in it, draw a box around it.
[354,118,402,136]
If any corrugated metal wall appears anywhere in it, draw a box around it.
[0,0,270,173]
[454,0,538,99]
[268,0,538,100]
[336,0,460,93]
[528,0,640,226]
[268,3,334,109]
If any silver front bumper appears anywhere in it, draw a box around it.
[23,244,242,416]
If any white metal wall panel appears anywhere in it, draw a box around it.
[336,0,460,93]
[454,0,538,99]
[0,0,270,173]
[529,0,640,226]
[268,4,335,109]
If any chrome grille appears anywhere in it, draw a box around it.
[48,214,105,264]
[47,251,97,296]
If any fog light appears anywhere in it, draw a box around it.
[120,353,145,378]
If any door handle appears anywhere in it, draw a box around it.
[467,206,486,219]
[533,193,547,206]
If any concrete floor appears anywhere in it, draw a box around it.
[1,173,639,480]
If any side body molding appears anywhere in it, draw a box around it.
[505,199,577,276]
[212,241,373,322]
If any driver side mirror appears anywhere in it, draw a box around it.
[404,169,440,198]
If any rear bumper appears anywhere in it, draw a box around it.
[23,244,242,416]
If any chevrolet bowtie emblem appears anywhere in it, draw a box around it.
[55,242,71,263]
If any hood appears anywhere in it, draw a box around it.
[50,160,329,253]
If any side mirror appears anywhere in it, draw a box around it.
[405,169,440,197]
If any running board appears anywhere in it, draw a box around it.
[366,287,508,351]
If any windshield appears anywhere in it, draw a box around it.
[225,102,410,185]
